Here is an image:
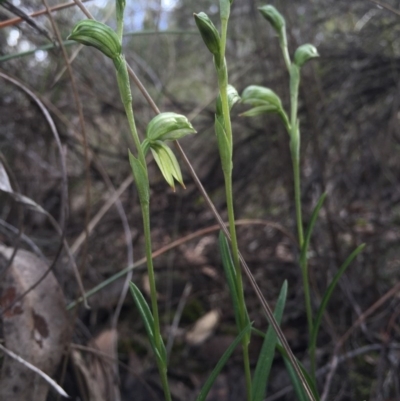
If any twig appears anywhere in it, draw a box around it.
[0,343,69,398]
[1,0,54,42]
[0,0,91,29]
[369,0,400,17]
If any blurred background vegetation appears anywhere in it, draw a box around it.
[1,0,400,400]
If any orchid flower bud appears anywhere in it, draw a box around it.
[258,5,285,35]
[241,85,290,130]
[68,20,121,60]
[146,112,196,142]
[294,44,319,68]
[241,85,282,110]
[194,12,221,59]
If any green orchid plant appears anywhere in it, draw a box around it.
[66,1,366,401]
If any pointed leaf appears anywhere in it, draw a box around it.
[252,281,287,401]
[195,323,252,401]
[219,232,240,327]
[215,116,232,175]
[128,151,149,205]
[129,282,155,344]
[216,85,241,117]
[240,105,279,117]
[129,282,167,365]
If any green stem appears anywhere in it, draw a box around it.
[279,32,291,72]
[290,66,313,337]
[117,58,171,401]
[218,15,252,401]
[142,204,172,401]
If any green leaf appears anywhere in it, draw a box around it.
[195,323,252,401]
[129,282,167,366]
[215,116,232,175]
[240,105,279,117]
[294,44,319,68]
[216,84,241,117]
[146,112,196,142]
[128,150,149,205]
[252,281,288,401]
[150,141,185,190]
[299,193,327,268]
[219,232,247,328]
[309,244,366,358]
[194,12,221,58]
[68,20,121,60]
[116,0,126,40]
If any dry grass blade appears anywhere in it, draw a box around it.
[0,344,69,398]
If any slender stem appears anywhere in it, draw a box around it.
[290,67,313,339]
[291,148,304,248]
[142,203,171,401]
[279,32,291,72]
[289,65,304,248]
[219,14,252,401]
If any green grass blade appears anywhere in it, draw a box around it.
[309,243,366,358]
[219,231,250,328]
[276,344,320,401]
[299,193,327,267]
[195,323,252,401]
[130,282,168,365]
[252,280,288,401]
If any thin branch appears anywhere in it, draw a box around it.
[369,0,400,17]
[0,0,91,29]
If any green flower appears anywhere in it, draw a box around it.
[241,85,290,130]
[258,5,285,35]
[68,20,121,60]
[146,112,196,142]
[294,44,319,68]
